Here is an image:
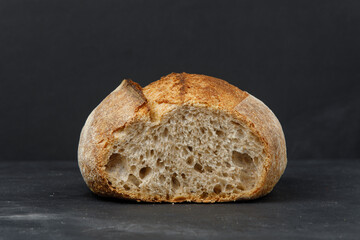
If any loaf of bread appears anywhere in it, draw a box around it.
[78,73,287,202]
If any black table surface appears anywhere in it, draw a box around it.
[1,159,359,240]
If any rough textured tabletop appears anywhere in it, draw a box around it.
[0,159,359,240]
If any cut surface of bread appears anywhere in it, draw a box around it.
[78,73,287,202]
[107,106,264,202]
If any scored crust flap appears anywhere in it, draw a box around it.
[78,79,149,196]
[234,95,287,197]
[93,79,148,139]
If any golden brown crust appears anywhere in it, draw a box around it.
[78,73,287,202]
[143,72,248,108]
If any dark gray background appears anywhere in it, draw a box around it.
[0,0,359,161]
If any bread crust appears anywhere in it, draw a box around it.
[78,73,287,202]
